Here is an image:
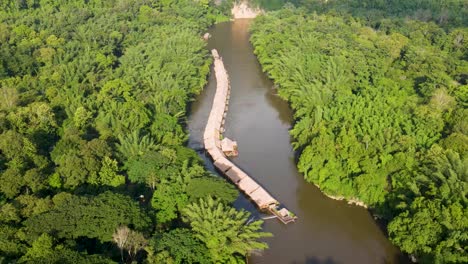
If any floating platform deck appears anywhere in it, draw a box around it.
[204,49,297,224]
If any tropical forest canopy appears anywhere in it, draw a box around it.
[0,0,271,263]
[252,0,467,28]
[250,1,467,263]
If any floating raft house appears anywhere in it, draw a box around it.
[203,49,297,224]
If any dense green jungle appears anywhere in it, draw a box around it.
[0,0,270,263]
[250,0,467,263]
[0,0,466,263]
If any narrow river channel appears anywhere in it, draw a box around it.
[187,19,407,264]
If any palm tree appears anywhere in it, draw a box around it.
[182,197,272,263]
[116,131,156,160]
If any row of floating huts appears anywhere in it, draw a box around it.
[203,49,297,224]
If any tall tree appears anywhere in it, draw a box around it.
[182,197,272,263]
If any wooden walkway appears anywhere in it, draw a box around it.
[203,49,297,224]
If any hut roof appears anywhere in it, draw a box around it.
[221,137,237,152]
[278,208,289,217]
[208,147,224,161]
[238,177,260,194]
[214,157,233,173]
[215,137,222,149]
[204,138,216,150]
[249,188,277,208]
[225,166,248,184]
[203,125,216,140]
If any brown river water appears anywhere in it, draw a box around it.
[187,19,407,264]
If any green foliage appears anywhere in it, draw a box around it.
[0,1,241,262]
[51,132,112,188]
[0,130,49,198]
[0,224,26,257]
[24,192,151,242]
[151,228,210,263]
[182,197,272,263]
[8,102,57,136]
[252,0,295,11]
[126,150,175,189]
[117,131,157,161]
[285,0,467,28]
[149,159,239,225]
[20,233,54,261]
[151,179,188,224]
[94,157,124,187]
[19,234,114,264]
[250,7,467,263]
[388,145,467,263]
[187,176,239,203]
[13,194,53,219]
[73,106,93,131]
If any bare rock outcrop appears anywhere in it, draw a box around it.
[231,1,263,19]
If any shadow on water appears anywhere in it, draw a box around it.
[187,19,408,264]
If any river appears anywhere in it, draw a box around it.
[187,19,407,264]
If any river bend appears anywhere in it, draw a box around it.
[187,19,406,264]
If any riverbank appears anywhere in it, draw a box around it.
[249,6,467,262]
[188,19,406,264]
[313,183,368,208]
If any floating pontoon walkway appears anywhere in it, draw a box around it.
[203,49,297,224]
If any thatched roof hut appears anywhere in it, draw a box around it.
[208,147,224,162]
[250,188,277,209]
[238,177,260,194]
[221,137,238,156]
[225,166,248,184]
[214,157,233,173]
